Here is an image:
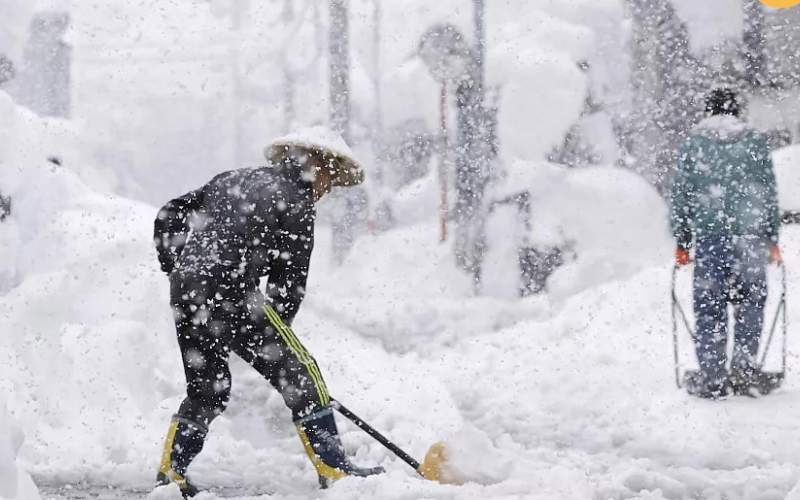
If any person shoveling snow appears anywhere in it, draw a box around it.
[152,127,384,497]
[670,88,782,399]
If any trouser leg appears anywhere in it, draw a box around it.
[693,238,730,386]
[156,415,206,496]
[229,292,383,485]
[229,291,330,420]
[158,275,233,491]
[731,239,768,373]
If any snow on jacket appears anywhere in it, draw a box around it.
[153,161,314,323]
[670,115,780,248]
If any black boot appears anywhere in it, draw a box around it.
[155,416,207,498]
[729,367,783,397]
[295,407,385,488]
[684,370,730,400]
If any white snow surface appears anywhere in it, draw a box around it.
[0,400,40,500]
[3,1,800,497]
[487,161,673,300]
[774,144,800,212]
[4,91,800,499]
[692,115,749,141]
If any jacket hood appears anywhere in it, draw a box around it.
[692,115,750,143]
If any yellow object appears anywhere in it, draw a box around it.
[417,441,463,484]
[296,424,348,483]
[760,0,800,8]
[158,419,190,489]
[264,305,330,405]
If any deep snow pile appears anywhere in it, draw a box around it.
[773,143,800,212]
[484,162,673,299]
[5,146,800,499]
[0,400,40,500]
[0,149,181,489]
[4,76,800,498]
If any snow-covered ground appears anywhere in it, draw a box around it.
[10,213,800,500]
[5,1,800,499]
[3,117,800,499]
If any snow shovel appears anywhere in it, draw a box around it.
[329,398,457,483]
[670,261,787,393]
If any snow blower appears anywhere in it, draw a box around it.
[329,399,459,484]
[670,261,787,394]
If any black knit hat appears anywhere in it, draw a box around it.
[705,88,740,117]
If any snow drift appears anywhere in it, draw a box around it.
[0,400,39,500]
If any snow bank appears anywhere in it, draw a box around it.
[773,143,800,211]
[0,92,115,194]
[487,3,593,163]
[0,112,461,493]
[486,162,672,298]
[0,158,183,485]
[0,400,40,500]
[4,141,800,499]
[434,424,512,486]
[0,91,182,486]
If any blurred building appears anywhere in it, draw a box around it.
[5,11,71,118]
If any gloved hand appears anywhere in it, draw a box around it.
[770,244,782,264]
[675,247,691,266]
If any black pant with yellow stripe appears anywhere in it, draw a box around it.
[158,272,335,491]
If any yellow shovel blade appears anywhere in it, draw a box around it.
[417,441,463,484]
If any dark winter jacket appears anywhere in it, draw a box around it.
[670,115,780,249]
[153,162,315,323]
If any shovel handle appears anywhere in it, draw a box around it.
[330,398,422,473]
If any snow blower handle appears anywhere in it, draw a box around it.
[330,398,422,473]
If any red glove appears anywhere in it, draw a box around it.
[675,247,691,266]
[770,244,782,264]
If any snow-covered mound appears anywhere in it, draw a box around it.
[4,162,800,499]
[773,143,800,211]
[0,400,40,500]
[484,162,672,298]
[0,158,183,486]
[0,91,179,486]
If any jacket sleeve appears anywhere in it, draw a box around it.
[264,211,315,325]
[670,140,695,249]
[759,139,780,244]
[153,188,205,274]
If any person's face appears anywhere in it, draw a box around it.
[310,156,335,202]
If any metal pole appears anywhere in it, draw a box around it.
[282,0,295,132]
[231,0,243,166]
[372,0,383,185]
[473,0,485,92]
[331,399,422,473]
[671,266,682,388]
[743,0,767,88]
[439,82,449,243]
[329,0,350,142]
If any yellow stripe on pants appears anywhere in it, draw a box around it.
[264,305,330,405]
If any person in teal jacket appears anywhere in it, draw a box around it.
[670,88,781,399]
